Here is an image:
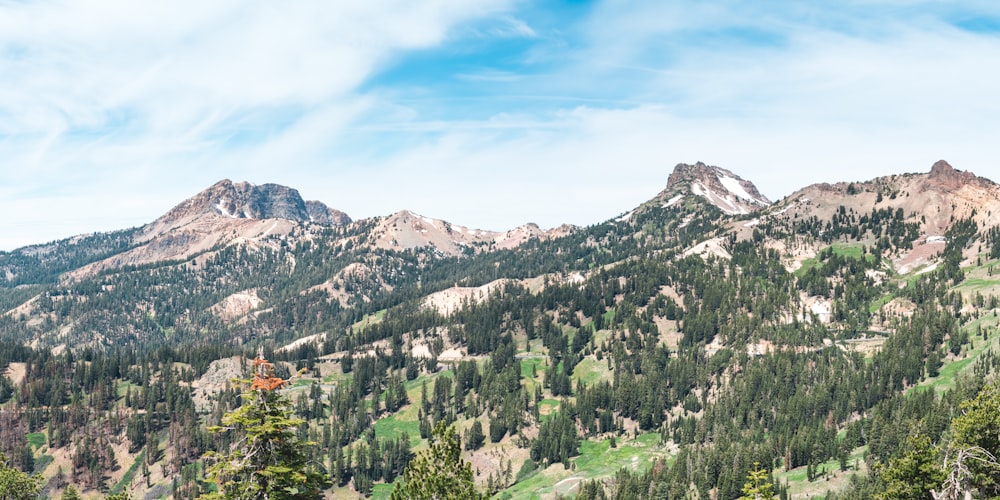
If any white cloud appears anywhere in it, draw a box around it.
[2,0,1000,250]
[0,0,513,249]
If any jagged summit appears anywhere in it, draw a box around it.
[662,162,771,215]
[61,181,351,279]
[925,159,988,192]
[156,179,350,227]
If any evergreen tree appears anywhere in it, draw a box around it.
[874,435,944,500]
[391,422,486,500]
[740,462,774,500]
[946,382,1000,496]
[464,420,485,451]
[199,352,328,499]
[0,452,43,500]
[60,485,82,500]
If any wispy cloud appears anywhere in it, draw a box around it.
[2,0,1000,249]
[0,0,513,249]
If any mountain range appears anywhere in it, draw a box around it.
[2,159,1000,499]
[3,157,998,364]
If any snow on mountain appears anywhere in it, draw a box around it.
[659,162,771,215]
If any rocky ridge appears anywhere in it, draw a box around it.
[367,210,574,256]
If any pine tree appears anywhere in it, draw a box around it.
[60,484,82,500]
[464,420,485,451]
[391,421,486,500]
[874,435,944,500]
[740,462,774,500]
[199,351,329,499]
[0,452,43,500]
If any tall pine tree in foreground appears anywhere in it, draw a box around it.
[391,421,486,500]
[0,451,42,500]
[200,351,328,499]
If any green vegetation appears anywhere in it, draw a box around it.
[374,404,421,446]
[796,243,875,278]
[200,355,328,499]
[1,178,999,500]
[109,450,145,495]
[390,422,486,500]
[0,452,43,499]
[24,433,45,451]
[740,462,774,500]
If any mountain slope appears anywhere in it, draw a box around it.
[6,160,1000,499]
[743,160,1000,274]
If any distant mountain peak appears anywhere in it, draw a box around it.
[158,179,350,227]
[663,162,770,215]
[366,210,571,255]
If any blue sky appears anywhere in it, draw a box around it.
[2,1,1000,249]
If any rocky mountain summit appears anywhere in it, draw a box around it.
[63,180,352,279]
[924,159,991,192]
[153,179,350,230]
[662,162,771,214]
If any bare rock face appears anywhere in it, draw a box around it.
[663,162,770,214]
[924,160,986,192]
[305,200,351,225]
[157,180,351,227]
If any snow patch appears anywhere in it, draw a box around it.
[215,199,238,218]
[718,175,763,204]
[691,182,747,215]
[744,219,760,227]
[664,194,684,207]
[617,210,635,222]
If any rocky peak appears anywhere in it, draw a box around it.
[157,180,350,227]
[925,160,982,192]
[663,162,770,215]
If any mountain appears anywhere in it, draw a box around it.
[365,210,575,256]
[4,160,1000,499]
[53,180,350,280]
[149,179,350,231]
[659,161,771,215]
[742,160,1000,274]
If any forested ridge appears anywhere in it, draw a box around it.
[3,166,1000,499]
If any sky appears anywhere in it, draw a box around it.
[2,1,1000,250]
